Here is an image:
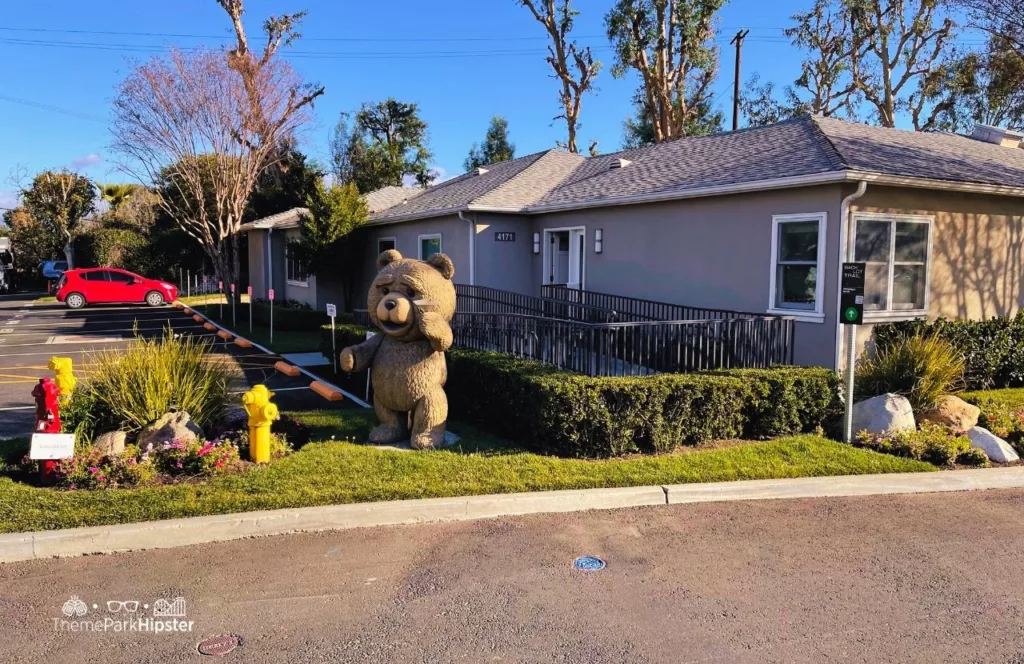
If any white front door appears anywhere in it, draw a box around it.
[543,228,585,290]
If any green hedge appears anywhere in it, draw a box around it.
[319,323,372,361]
[874,315,1024,391]
[447,350,841,458]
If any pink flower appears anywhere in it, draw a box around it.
[89,467,99,474]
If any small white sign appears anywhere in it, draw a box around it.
[855,295,864,305]
[30,433,75,460]
[326,303,337,318]
[268,288,275,301]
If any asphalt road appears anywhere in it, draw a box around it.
[0,292,349,439]
[2,489,1024,663]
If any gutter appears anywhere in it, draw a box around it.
[834,181,868,372]
[457,210,476,285]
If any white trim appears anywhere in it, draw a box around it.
[768,212,828,319]
[417,233,442,260]
[286,280,310,288]
[377,236,397,254]
[851,211,934,319]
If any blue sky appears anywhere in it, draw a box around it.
[0,0,973,208]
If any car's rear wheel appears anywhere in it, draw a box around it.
[65,293,86,309]
[145,290,165,307]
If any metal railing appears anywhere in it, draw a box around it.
[451,312,795,376]
[456,284,619,323]
[541,285,770,322]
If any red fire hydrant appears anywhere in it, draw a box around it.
[32,377,62,483]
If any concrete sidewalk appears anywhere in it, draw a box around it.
[4,467,1024,564]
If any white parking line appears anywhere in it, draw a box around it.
[0,405,35,412]
[0,324,204,337]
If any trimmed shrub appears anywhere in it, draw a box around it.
[875,315,1024,390]
[319,323,373,362]
[856,334,965,413]
[447,349,841,458]
[956,447,991,467]
[855,423,971,467]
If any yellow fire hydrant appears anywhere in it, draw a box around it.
[242,385,278,464]
[47,356,76,397]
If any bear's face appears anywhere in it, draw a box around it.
[368,249,455,340]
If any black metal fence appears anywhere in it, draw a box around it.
[456,284,619,323]
[451,312,795,375]
[541,285,769,322]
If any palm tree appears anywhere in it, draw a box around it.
[97,182,139,211]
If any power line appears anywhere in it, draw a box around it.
[0,94,108,123]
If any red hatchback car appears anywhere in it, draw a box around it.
[55,268,178,309]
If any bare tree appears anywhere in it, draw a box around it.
[518,0,600,153]
[606,0,725,143]
[216,1,324,176]
[847,0,955,129]
[111,48,313,298]
[788,0,865,117]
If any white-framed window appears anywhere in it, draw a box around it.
[377,237,397,254]
[285,243,308,286]
[768,212,827,322]
[853,212,933,320]
[418,234,442,261]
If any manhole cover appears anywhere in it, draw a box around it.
[574,556,606,571]
[197,634,242,657]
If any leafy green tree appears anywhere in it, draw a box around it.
[623,91,724,147]
[465,116,516,170]
[247,145,323,222]
[291,181,368,310]
[331,99,435,192]
[606,0,725,143]
[956,0,1024,61]
[20,169,96,268]
[930,36,1024,132]
[2,206,63,282]
[97,183,141,212]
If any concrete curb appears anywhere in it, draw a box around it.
[664,466,1024,504]
[4,468,1024,564]
[0,485,666,563]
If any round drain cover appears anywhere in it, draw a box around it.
[197,634,242,657]
[574,556,606,571]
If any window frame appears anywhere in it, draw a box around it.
[284,242,308,287]
[377,237,397,255]
[417,233,442,261]
[767,212,828,323]
[852,212,934,322]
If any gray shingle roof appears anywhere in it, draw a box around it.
[364,116,1024,224]
[811,116,1024,188]
[364,186,423,214]
[240,207,309,231]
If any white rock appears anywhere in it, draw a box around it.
[137,411,203,448]
[93,431,126,456]
[967,427,1020,464]
[851,393,916,435]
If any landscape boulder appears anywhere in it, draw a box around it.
[919,395,981,431]
[851,393,916,435]
[137,412,203,448]
[93,431,126,456]
[967,427,1020,464]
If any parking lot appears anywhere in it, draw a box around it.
[0,292,355,439]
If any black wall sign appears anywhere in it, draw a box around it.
[494,232,516,242]
[841,262,866,325]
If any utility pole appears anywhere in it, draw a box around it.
[730,29,750,131]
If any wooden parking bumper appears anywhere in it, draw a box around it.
[182,307,192,315]
[203,322,217,331]
[274,361,301,377]
[216,330,232,340]
[233,337,253,348]
[193,314,204,322]
[310,381,344,402]
[173,302,184,309]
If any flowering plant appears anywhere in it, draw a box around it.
[52,445,154,490]
[855,422,982,466]
[977,402,1024,455]
[149,437,240,477]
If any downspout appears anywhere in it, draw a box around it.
[834,180,868,372]
[458,210,475,286]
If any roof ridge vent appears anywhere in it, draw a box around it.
[609,158,632,170]
[475,167,489,175]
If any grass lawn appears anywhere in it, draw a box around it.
[963,388,1024,409]
[0,409,934,534]
[34,295,56,302]
[183,300,321,355]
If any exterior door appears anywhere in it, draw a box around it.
[105,270,141,302]
[566,229,584,290]
[83,270,114,303]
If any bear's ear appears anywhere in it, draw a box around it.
[426,252,455,280]
[377,249,402,270]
